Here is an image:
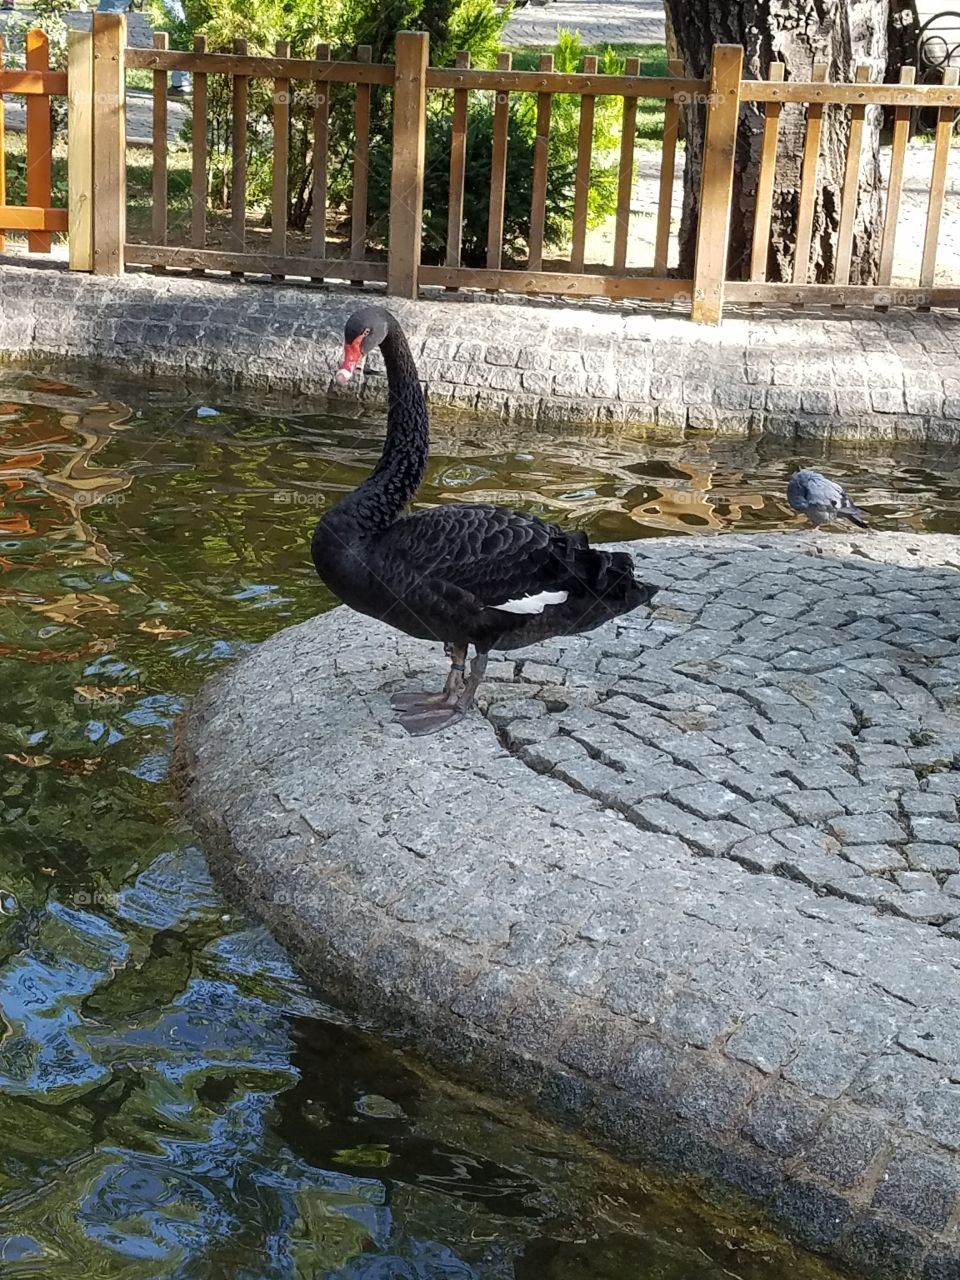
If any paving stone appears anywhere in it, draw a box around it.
[841,844,907,874]
[912,1085,960,1148]
[673,1056,755,1133]
[905,842,960,873]
[828,814,908,845]
[627,798,747,856]
[873,1148,960,1231]
[838,1214,926,1280]
[894,870,940,894]
[803,1109,889,1188]
[890,892,959,925]
[726,835,787,874]
[727,1011,800,1073]
[727,799,792,834]
[908,816,960,847]
[786,764,858,791]
[773,1180,852,1251]
[668,781,741,820]
[898,1014,960,1066]
[782,1033,867,1099]
[742,1084,823,1157]
[659,991,733,1048]
[830,786,899,815]
[613,1037,684,1107]
[776,789,845,824]
[925,1247,960,1280]
[853,1053,943,1115]
[903,791,958,819]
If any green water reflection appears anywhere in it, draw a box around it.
[4,365,951,1278]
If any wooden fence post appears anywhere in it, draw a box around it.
[92,12,126,275]
[388,31,428,299]
[691,43,743,324]
[26,30,53,253]
[0,37,6,256]
[67,29,94,270]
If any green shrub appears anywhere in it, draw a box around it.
[366,29,624,264]
[147,0,623,259]
[150,0,507,230]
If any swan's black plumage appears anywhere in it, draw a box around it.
[312,306,658,733]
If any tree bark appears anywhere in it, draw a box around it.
[664,0,887,284]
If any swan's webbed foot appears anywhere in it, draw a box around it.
[393,649,488,737]
[392,644,467,725]
[390,690,458,712]
[396,704,466,736]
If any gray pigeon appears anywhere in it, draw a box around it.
[787,469,868,529]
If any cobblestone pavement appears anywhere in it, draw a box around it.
[0,88,189,146]
[178,531,960,1279]
[504,0,665,47]
[4,265,960,443]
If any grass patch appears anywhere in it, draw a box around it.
[509,41,668,70]
[126,144,193,241]
[508,42,669,149]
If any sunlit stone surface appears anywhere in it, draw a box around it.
[179,531,960,1278]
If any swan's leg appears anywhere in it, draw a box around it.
[456,652,489,710]
[391,643,467,712]
[396,649,487,736]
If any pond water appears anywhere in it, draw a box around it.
[4,365,958,1280]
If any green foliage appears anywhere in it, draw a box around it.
[511,40,670,151]
[150,0,507,232]
[366,29,623,263]
[147,0,625,258]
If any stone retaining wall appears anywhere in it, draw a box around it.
[176,532,960,1280]
[3,263,960,441]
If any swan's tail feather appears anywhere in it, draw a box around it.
[568,545,658,613]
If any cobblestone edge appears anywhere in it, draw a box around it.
[4,263,960,441]
[174,533,960,1280]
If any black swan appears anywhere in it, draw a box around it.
[311,306,659,736]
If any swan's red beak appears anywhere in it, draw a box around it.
[335,335,364,385]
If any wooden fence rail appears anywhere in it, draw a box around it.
[1,25,959,323]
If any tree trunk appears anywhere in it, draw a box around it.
[664,0,887,284]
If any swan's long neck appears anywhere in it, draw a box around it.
[334,322,429,533]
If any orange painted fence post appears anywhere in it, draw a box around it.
[0,36,6,255]
[25,29,53,252]
[91,11,126,274]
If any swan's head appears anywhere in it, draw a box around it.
[335,307,392,384]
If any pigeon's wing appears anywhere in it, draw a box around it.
[789,470,843,510]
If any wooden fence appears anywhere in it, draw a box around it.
[0,30,67,253]
[2,19,960,322]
